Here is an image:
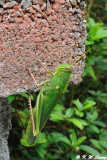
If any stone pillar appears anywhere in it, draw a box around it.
[0,98,12,160]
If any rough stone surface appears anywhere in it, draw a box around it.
[20,0,32,9]
[3,1,17,9]
[0,97,12,160]
[0,0,87,97]
[0,0,5,6]
[32,0,38,5]
[70,0,77,5]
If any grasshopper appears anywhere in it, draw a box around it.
[26,46,91,145]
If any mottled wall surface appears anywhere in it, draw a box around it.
[0,0,87,97]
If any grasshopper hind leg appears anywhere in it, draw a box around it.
[26,95,37,145]
[26,93,44,145]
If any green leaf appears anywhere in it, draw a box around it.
[35,133,47,144]
[73,99,83,111]
[75,109,84,117]
[89,124,99,133]
[100,141,107,150]
[68,118,83,130]
[92,28,107,40]
[7,95,15,104]
[93,121,106,127]
[71,152,82,160]
[85,40,94,46]
[50,112,64,121]
[92,111,98,121]
[78,119,88,126]
[88,18,95,28]
[21,132,47,147]
[79,145,102,156]
[36,146,47,158]
[50,104,65,122]
[21,136,32,147]
[59,137,72,146]
[99,130,107,149]
[86,65,97,80]
[66,108,74,118]
[20,93,29,98]
[47,153,57,159]
[82,67,88,77]
[90,23,103,39]
[73,137,86,147]
[87,55,96,65]
[51,132,64,142]
[88,90,98,96]
[54,104,65,112]
[90,139,104,151]
[70,130,77,145]
[12,107,15,112]
[82,100,96,111]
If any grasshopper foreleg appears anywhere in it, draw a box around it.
[27,68,48,87]
[27,65,53,87]
[38,60,54,76]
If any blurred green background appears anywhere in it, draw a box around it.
[8,0,107,159]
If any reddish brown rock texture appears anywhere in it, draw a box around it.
[0,0,87,97]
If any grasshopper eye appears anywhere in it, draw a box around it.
[65,67,70,70]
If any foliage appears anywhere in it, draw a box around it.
[8,1,107,160]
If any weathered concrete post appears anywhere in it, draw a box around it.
[0,98,12,160]
[0,0,87,159]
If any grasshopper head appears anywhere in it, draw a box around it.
[55,46,92,74]
[56,64,73,73]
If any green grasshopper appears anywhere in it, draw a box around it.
[26,47,91,145]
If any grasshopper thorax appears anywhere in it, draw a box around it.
[56,64,73,73]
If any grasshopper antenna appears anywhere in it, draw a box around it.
[71,48,92,65]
